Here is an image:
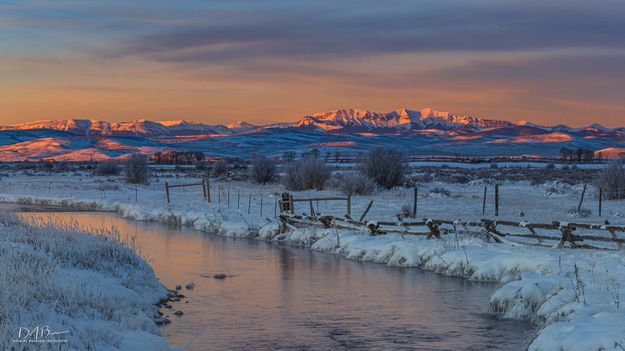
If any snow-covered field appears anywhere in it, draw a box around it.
[0,207,171,350]
[1,171,625,350]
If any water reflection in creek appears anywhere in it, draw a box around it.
[18,210,533,350]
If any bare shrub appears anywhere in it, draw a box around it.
[360,147,405,189]
[284,156,330,190]
[124,154,150,184]
[490,162,499,169]
[95,162,120,176]
[546,162,556,170]
[212,160,229,178]
[596,160,625,200]
[334,172,375,195]
[250,155,276,184]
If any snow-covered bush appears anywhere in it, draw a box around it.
[284,156,330,190]
[359,147,405,189]
[96,161,121,176]
[250,155,276,184]
[596,160,625,200]
[334,172,375,195]
[124,154,150,184]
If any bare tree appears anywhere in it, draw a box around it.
[284,156,330,190]
[124,154,150,184]
[250,155,276,184]
[596,160,625,199]
[360,147,406,189]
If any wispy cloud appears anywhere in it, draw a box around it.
[1,0,625,125]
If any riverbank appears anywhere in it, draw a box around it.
[0,210,171,350]
[1,174,625,350]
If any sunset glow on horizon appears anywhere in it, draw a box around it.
[2,1,625,127]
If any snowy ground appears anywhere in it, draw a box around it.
[0,208,171,350]
[1,171,625,350]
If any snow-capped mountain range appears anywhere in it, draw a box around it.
[0,108,623,161]
[2,107,623,136]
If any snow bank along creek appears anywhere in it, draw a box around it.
[16,207,533,350]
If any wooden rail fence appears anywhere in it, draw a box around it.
[165,179,211,204]
[278,192,352,217]
[279,213,625,251]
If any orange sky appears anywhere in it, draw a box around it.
[1,1,625,127]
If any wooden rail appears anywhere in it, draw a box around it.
[278,213,625,250]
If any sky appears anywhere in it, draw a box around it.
[1,0,625,127]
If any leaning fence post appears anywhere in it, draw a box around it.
[165,182,171,204]
[412,187,418,218]
[201,179,207,199]
[599,187,603,217]
[482,186,487,216]
[360,200,374,222]
[495,184,499,217]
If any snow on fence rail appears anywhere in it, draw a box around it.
[279,213,625,251]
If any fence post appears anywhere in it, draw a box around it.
[165,182,171,204]
[412,187,418,218]
[289,194,294,214]
[347,193,352,217]
[248,192,252,214]
[599,187,603,217]
[495,184,499,217]
[577,184,587,212]
[227,188,231,207]
[201,179,207,199]
[260,194,263,216]
[205,179,211,203]
[237,188,241,209]
[482,186,487,216]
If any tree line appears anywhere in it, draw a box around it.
[151,151,204,165]
[560,147,595,162]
